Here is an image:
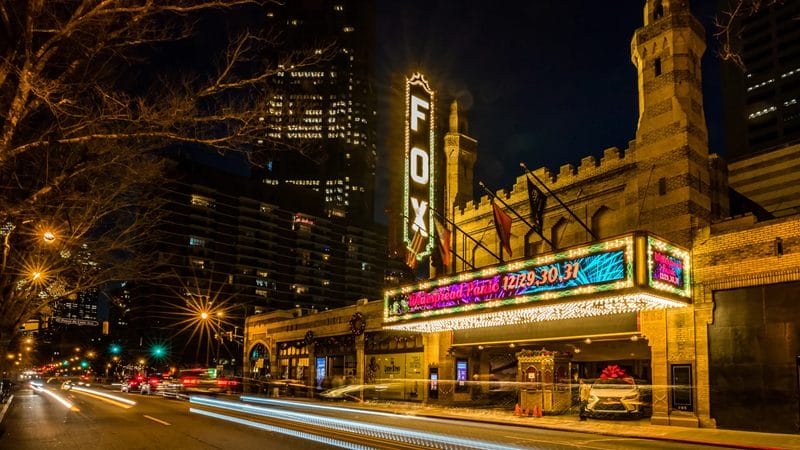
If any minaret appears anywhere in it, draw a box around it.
[443,100,477,221]
[631,0,710,246]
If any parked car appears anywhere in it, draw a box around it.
[585,377,644,418]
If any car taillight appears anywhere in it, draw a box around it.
[217,379,228,386]
[181,377,196,385]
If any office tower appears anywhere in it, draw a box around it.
[259,0,377,222]
[721,0,800,157]
[720,0,800,217]
[130,152,390,364]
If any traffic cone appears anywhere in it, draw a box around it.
[536,405,543,417]
[514,403,521,416]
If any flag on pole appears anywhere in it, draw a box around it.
[405,230,424,269]
[491,200,513,257]
[527,178,546,234]
[434,217,452,268]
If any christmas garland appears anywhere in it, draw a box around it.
[349,312,366,336]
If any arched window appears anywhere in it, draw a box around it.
[550,218,568,250]
[653,0,664,20]
[524,229,541,257]
[591,206,614,239]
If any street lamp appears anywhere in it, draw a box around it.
[200,311,211,367]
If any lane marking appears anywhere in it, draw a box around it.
[144,414,171,426]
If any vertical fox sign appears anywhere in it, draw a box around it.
[404,73,435,263]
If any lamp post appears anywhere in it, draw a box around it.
[200,311,210,367]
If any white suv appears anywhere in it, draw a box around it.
[586,378,642,417]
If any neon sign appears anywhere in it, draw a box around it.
[385,236,634,321]
[403,73,435,260]
[647,236,691,297]
[383,232,692,330]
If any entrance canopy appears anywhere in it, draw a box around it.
[383,232,690,333]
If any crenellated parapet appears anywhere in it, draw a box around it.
[461,146,631,214]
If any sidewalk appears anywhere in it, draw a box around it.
[350,401,800,450]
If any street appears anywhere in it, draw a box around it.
[0,380,742,450]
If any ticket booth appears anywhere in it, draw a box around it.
[518,349,572,415]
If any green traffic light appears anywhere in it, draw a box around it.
[80,361,88,368]
[110,344,121,354]
[152,345,164,357]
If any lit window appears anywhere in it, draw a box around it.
[191,194,214,207]
[190,258,205,269]
[189,236,206,247]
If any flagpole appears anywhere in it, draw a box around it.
[520,162,598,241]
[429,208,502,264]
[478,181,554,249]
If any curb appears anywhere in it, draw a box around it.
[403,410,787,450]
[0,395,13,424]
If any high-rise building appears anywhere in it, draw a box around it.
[719,0,800,217]
[720,0,800,158]
[258,0,377,222]
[130,151,394,365]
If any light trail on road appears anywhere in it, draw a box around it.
[69,385,136,409]
[190,407,374,450]
[30,382,76,411]
[191,396,525,450]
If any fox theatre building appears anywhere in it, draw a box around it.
[384,232,692,421]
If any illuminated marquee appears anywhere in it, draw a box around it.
[383,232,692,332]
[647,236,691,297]
[403,73,435,260]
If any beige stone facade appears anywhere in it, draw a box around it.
[243,0,799,432]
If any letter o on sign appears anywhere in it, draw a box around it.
[410,147,429,184]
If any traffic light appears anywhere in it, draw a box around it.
[109,344,121,354]
[151,345,165,358]
[80,360,88,368]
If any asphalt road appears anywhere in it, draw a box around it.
[0,382,735,449]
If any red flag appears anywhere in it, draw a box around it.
[492,200,512,257]
[405,230,424,269]
[434,217,451,267]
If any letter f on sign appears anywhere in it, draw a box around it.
[411,96,429,131]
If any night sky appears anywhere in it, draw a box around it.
[374,1,723,222]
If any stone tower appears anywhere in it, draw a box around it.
[443,100,478,221]
[631,0,711,247]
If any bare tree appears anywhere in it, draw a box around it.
[715,0,787,69]
[0,0,331,361]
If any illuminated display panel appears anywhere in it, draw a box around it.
[403,73,435,260]
[382,233,692,332]
[647,236,691,298]
[385,236,635,323]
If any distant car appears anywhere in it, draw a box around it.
[121,375,144,393]
[585,377,643,417]
[176,369,240,396]
[60,381,73,391]
[139,375,162,395]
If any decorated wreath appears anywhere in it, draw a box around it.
[304,330,315,346]
[349,312,366,336]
